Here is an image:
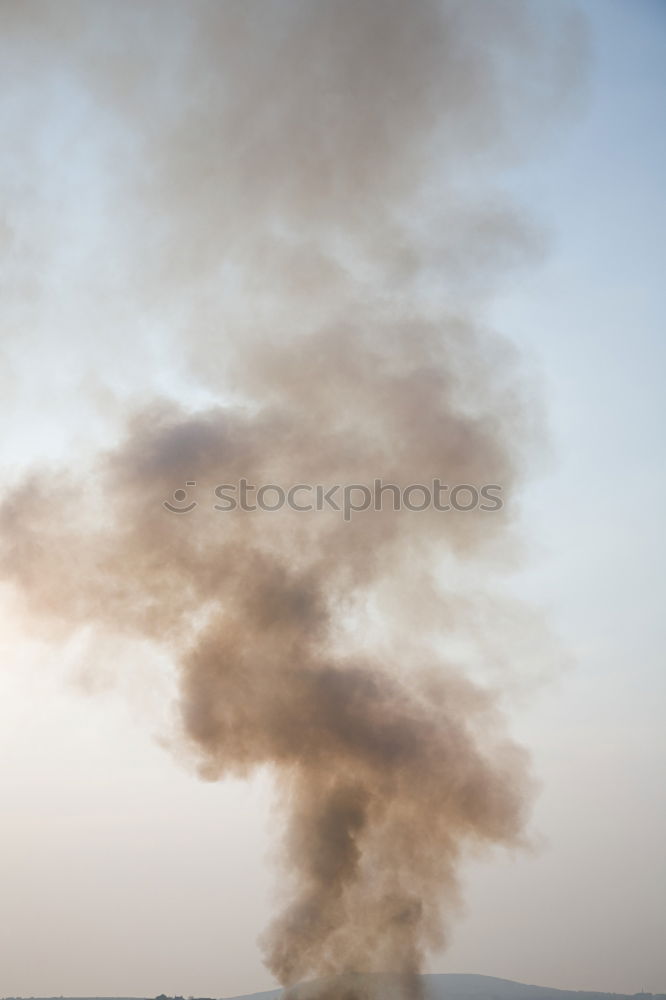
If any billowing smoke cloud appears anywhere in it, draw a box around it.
[0,2,585,998]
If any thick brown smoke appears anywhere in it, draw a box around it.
[0,3,585,998]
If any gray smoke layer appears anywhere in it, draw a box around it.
[0,3,585,998]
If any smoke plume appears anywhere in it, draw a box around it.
[0,2,585,998]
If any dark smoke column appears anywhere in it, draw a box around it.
[0,2,586,998]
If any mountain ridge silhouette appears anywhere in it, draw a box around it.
[11,973,664,1000]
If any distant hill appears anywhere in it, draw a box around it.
[216,973,666,1000]
[9,974,665,1000]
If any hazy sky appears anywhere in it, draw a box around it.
[0,1,664,998]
